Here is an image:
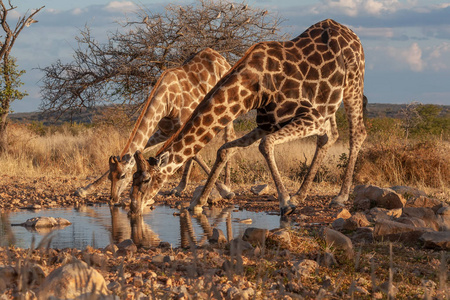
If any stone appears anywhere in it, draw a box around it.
[350,227,374,243]
[335,208,352,220]
[353,185,406,209]
[373,219,432,244]
[229,238,254,255]
[152,255,174,264]
[20,216,72,228]
[117,239,137,254]
[322,227,354,258]
[242,227,269,246]
[390,186,426,199]
[269,228,291,245]
[209,228,227,244]
[420,231,450,250]
[405,196,443,211]
[192,185,223,205]
[377,281,398,298]
[0,266,17,288]
[401,207,440,231]
[343,212,370,231]
[436,206,450,231]
[250,184,269,195]
[332,218,345,231]
[38,259,110,299]
[292,259,319,277]
[238,218,252,224]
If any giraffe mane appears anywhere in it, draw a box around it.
[155,43,261,157]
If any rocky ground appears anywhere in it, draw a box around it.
[0,174,448,299]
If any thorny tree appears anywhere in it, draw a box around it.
[0,1,43,152]
[40,0,286,122]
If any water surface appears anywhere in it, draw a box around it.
[0,205,282,249]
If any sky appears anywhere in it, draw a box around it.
[6,0,450,112]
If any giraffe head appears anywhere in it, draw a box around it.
[108,154,134,204]
[130,150,169,214]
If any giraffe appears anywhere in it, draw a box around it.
[75,48,236,205]
[131,19,366,216]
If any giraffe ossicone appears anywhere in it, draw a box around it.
[75,48,235,205]
[131,19,366,216]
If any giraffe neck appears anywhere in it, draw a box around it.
[156,57,260,176]
[120,74,170,158]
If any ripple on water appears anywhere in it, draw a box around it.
[0,205,282,249]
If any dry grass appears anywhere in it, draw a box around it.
[2,121,449,196]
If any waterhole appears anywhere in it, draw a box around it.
[0,205,282,249]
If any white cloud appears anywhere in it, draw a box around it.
[72,8,85,15]
[312,0,402,16]
[387,43,423,71]
[104,1,137,13]
[368,43,424,72]
[427,42,450,71]
[351,26,395,39]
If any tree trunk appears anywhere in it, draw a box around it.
[0,111,8,153]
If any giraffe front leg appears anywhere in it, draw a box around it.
[170,158,194,196]
[189,147,235,213]
[189,128,266,213]
[75,170,109,197]
[193,155,235,200]
[223,122,236,186]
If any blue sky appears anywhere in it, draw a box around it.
[8,0,450,112]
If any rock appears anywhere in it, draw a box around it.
[343,212,370,231]
[350,227,374,243]
[209,228,227,245]
[405,196,443,211]
[20,216,72,228]
[373,219,432,244]
[377,281,398,298]
[152,255,174,264]
[250,184,269,195]
[38,259,110,299]
[396,217,428,229]
[322,227,354,258]
[192,185,223,205]
[103,243,118,254]
[332,218,345,231]
[269,228,291,245]
[368,208,400,222]
[420,231,450,250]
[238,218,252,224]
[292,259,319,277]
[242,228,269,246]
[436,206,450,231]
[353,197,371,210]
[0,266,17,288]
[117,239,137,254]
[401,207,440,231]
[353,185,406,209]
[229,238,254,255]
[335,208,352,220]
[390,186,426,199]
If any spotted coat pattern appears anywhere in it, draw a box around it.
[132,19,367,215]
[76,48,233,204]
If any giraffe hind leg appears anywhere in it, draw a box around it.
[258,112,328,216]
[331,94,366,206]
[169,158,194,196]
[293,115,339,203]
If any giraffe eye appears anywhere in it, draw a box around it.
[119,174,126,180]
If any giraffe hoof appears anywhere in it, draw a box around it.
[280,205,296,216]
[74,188,87,198]
[329,195,348,207]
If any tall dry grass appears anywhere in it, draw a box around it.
[2,120,449,194]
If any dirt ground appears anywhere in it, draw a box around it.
[0,175,448,299]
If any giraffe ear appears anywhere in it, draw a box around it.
[148,152,169,170]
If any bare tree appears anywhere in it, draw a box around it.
[40,0,286,120]
[0,1,44,152]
